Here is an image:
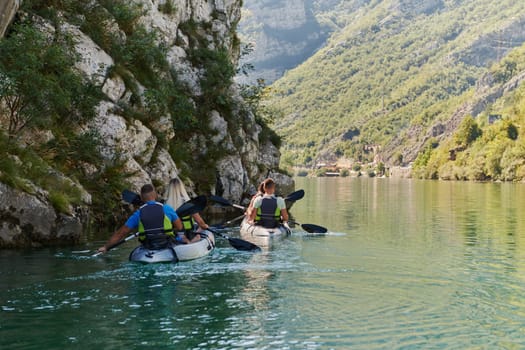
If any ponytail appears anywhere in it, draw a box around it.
[262,178,275,193]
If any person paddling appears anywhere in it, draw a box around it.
[165,177,208,244]
[97,184,182,254]
[248,178,289,228]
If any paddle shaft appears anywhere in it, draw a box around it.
[92,232,137,257]
[207,227,261,252]
[210,189,304,212]
[211,214,245,229]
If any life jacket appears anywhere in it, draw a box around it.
[181,215,195,232]
[180,214,198,241]
[255,196,281,228]
[137,202,174,249]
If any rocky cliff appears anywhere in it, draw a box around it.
[0,0,19,37]
[237,0,331,84]
[0,0,292,248]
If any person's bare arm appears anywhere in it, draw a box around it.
[249,204,257,224]
[192,213,208,229]
[281,208,289,222]
[97,225,133,253]
[173,217,183,231]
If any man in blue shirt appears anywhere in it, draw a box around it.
[97,184,183,253]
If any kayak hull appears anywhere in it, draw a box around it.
[239,218,290,248]
[129,230,215,263]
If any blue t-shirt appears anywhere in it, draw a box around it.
[124,201,179,229]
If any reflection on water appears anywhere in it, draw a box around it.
[3,178,525,348]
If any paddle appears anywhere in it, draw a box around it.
[209,195,246,210]
[122,189,143,205]
[207,227,261,252]
[92,232,138,257]
[288,220,327,234]
[211,214,246,229]
[175,195,207,217]
[93,195,207,257]
[210,189,304,211]
[284,189,305,202]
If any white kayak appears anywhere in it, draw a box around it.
[129,230,215,263]
[239,218,290,248]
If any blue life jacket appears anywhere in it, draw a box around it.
[137,202,174,249]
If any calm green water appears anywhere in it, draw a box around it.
[3,177,525,349]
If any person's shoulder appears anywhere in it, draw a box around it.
[276,196,286,207]
[253,196,263,206]
[163,203,175,210]
[162,203,177,215]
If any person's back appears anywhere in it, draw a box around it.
[137,200,174,249]
[254,194,282,228]
[249,178,288,228]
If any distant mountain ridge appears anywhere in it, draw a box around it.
[237,0,336,84]
[264,0,525,176]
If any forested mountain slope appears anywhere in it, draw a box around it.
[268,0,525,176]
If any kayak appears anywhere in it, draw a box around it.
[128,230,215,263]
[239,218,290,248]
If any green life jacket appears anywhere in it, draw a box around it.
[181,215,195,232]
[255,197,281,228]
[137,202,174,249]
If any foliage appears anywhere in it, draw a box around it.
[240,76,283,148]
[81,159,131,226]
[314,167,329,177]
[0,23,100,139]
[0,133,85,213]
[414,80,525,181]
[158,1,176,15]
[296,169,309,177]
[453,116,482,147]
[266,0,525,171]
[376,162,385,176]
[0,2,130,223]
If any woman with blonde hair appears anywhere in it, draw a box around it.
[165,178,209,243]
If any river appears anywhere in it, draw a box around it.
[2,177,525,349]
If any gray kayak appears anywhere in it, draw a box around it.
[129,230,215,263]
[239,218,290,248]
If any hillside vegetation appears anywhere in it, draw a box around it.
[268,0,525,179]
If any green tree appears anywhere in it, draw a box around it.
[0,23,99,139]
[454,116,482,147]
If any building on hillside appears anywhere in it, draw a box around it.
[488,114,502,124]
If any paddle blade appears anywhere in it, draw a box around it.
[209,195,233,207]
[208,228,261,252]
[228,237,262,252]
[122,189,142,205]
[176,195,207,217]
[301,223,327,234]
[285,189,305,202]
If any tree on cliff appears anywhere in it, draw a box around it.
[0,23,99,140]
